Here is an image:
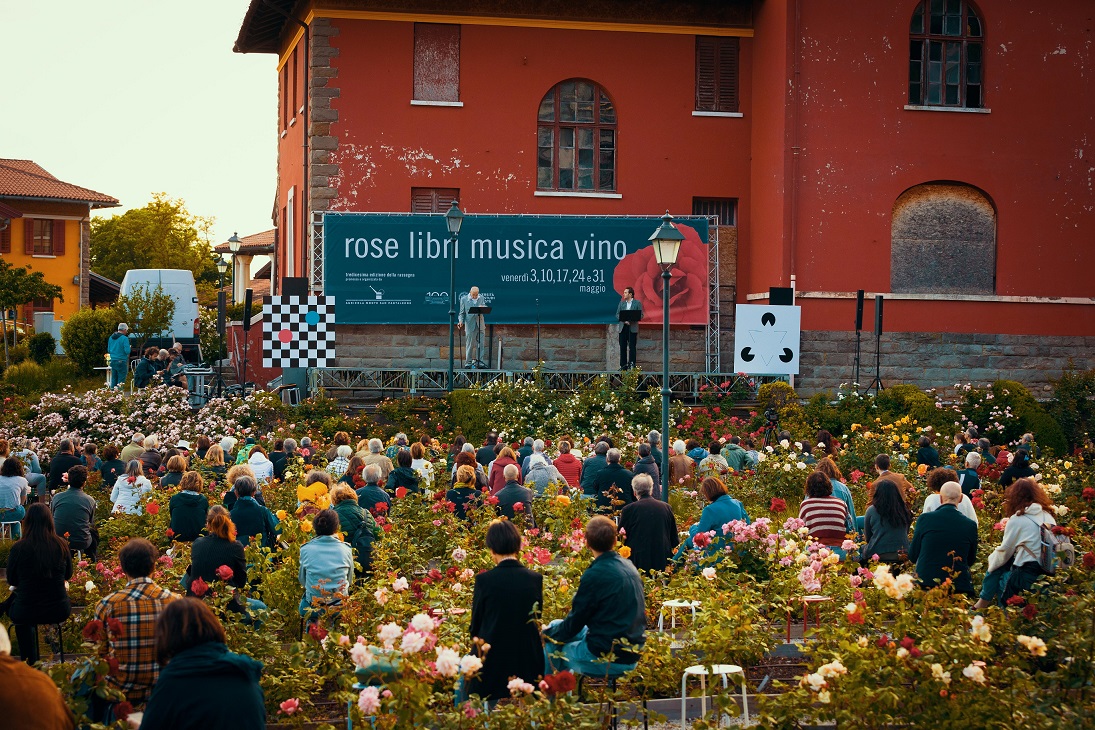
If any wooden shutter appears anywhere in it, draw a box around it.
[0,224,10,253]
[717,38,740,113]
[695,37,717,111]
[53,219,65,256]
[411,187,459,213]
[24,219,34,254]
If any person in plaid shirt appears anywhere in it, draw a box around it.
[94,538,177,705]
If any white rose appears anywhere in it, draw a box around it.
[701,567,717,581]
[85,580,96,592]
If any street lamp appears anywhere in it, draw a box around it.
[445,201,464,393]
[216,258,229,292]
[649,211,684,503]
[227,232,242,306]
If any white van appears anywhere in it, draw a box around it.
[119,269,201,355]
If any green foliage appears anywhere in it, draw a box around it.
[27,331,55,364]
[0,539,13,568]
[1049,365,1095,452]
[60,307,119,376]
[374,396,450,441]
[114,283,176,352]
[874,383,943,427]
[1,358,78,395]
[757,380,807,432]
[448,388,490,443]
[90,192,222,304]
[198,307,226,365]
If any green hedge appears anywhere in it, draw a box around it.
[448,389,489,443]
[2,359,79,395]
[61,308,119,375]
[28,332,55,364]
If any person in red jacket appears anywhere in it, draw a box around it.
[552,441,582,490]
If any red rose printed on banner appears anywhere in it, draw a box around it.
[612,223,709,325]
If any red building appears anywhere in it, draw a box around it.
[234,0,1094,393]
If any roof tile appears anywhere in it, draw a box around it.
[0,159,119,207]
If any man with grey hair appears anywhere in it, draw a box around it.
[299,436,314,463]
[619,473,678,572]
[496,463,535,525]
[107,322,131,389]
[956,451,982,496]
[521,438,547,475]
[364,437,394,481]
[355,463,391,514]
[580,440,611,493]
[517,436,535,463]
[385,433,409,460]
[909,481,978,596]
[647,430,663,469]
[120,432,145,464]
[590,448,635,512]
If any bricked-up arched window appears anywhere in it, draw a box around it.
[909,0,983,108]
[537,80,616,192]
[891,182,996,294]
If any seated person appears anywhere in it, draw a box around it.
[908,482,978,596]
[297,470,333,518]
[50,466,98,560]
[223,464,265,510]
[447,464,480,520]
[495,464,535,526]
[386,449,421,494]
[674,476,749,561]
[169,471,211,542]
[228,476,279,549]
[298,509,354,623]
[355,464,391,515]
[543,516,645,674]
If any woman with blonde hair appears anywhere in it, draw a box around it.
[203,444,228,480]
[330,484,376,575]
[223,464,262,510]
[160,454,189,489]
[409,441,436,489]
[488,446,520,494]
[111,460,153,515]
[447,464,479,520]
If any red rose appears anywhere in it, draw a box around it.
[383,523,393,533]
[114,701,134,721]
[165,528,175,538]
[876,634,890,648]
[487,496,499,506]
[429,569,443,581]
[374,502,389,513]
[1082,488,1095,501]
[846,610,864,625]
[395,487,407,499]
[216,564,235,581]
[106,618,124,638]
[146,502,160,515]
[612,223,709,325]
[692,531,712,549]
[434,490,446,501]
[1083,552,1095,569]
[191,577,210,597]
[82,619,104,642]
[541,670,577,696]
[900,636,916,650]
[514,502,525,512]
[770,498,787,513]
[1022,604,1038,620]
[307,623,328,641]
[106,656,119,675]
[1006,595,1026,607]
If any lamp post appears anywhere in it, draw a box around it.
[227,232,242,306]
[650,211,683,503]
[216,258,229,293]
[445,201,464,393]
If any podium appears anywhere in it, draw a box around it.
[618,309,641,325]
[468,305,492,369]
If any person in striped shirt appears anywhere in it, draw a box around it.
[798,472,850,557]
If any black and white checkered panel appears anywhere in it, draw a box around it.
[262,296,337,369]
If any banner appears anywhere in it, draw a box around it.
[323,213,710,325]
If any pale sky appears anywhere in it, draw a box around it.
[1,0,276,248]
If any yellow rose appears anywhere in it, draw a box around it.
[301,519,313,532]
[618,545,632,559]
[555,495,571,506]
[276,510,288,520]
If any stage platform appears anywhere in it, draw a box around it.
[309,367,784,401]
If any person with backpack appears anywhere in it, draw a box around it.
[973,478,1056,608]
[330,484,377,576]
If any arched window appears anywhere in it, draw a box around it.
[909,0,983,108]
[891,182,995,294]
[537,80,616,192]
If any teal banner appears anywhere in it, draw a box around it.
[323,213,710,325]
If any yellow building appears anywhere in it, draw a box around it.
[0,159,119,324]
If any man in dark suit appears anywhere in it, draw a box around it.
[591,449,635,513]
[579,441,610,494]
[517,437,535,464]
[632,444,661,499]
[476,432,498,468]
[908,482,978,596]
[47,439,84,495]
[619,474,678,572]
[496,465,535,526]
[468,520,543,702]
[616,286,642,369]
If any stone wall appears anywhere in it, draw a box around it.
[332,323,709,372]
[797,330,1095,398]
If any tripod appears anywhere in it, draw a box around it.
[762,418,781,448]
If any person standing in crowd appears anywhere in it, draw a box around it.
[298,509,354,624]
[973,478,1056,608]
[111,460,153,515]
[0,624,76,728]
[169,471,211,542]
[476,432,499,468]
[632,443,660,498]
[999,448,1036,487]
[458,286,485,367]
[99,444,126,487]
[616,286,642,370]
[138,599,266,730]
[517,437,535,464]
[5,504,72,664]
[862,479,913,564]
[798,471,850,556]
[94,538,178,705]
[669,439,694,490]
[647,430,663,470]
[590,449,635,513]
[51,466,98,560]
[543,516,646,673]
[107,322,131,389]
[579,441,610,494]
[553,440,582,489]
[46,439,83,495]
[909,482,978,596]
[495,464,535,524]
[447,464,479,521]
[467,519,543,703]
[956,451,982,496]
[619,474,678,572]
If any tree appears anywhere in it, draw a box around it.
[0,257,64,367]
[114,284,176,354]
[90,193,223,304]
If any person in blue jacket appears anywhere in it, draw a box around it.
[106,323,131,389]
[674,476,750,561]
